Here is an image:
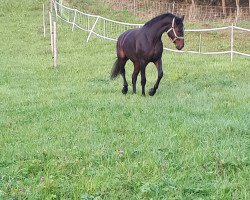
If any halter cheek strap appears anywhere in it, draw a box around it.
[166,17,184,43]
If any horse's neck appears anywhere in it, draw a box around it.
[144,17,173,41]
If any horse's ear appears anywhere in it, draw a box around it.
[181,15,185,21]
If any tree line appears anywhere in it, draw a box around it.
[159,0,249,7]
[157,0,250,17]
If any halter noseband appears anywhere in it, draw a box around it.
[166,17,184,43]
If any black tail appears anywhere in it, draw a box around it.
[111,59,120,80]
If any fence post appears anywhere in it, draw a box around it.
[54,0,58,21]
[249,0,250,14]
[103,19,106,37]
[87,16,100,42]
[43,4,46,37]
[87,16,90,31]
[230,24,234,62]
[72,9,77,31]
[53,21,58,67]
[198,34,202,53]
[172,1,175,13]
[49,12,54,55]
[133,0,136,16]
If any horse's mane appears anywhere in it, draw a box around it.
[143,13,175,28]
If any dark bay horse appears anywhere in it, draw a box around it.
[111,13,185,96]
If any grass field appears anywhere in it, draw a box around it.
[0,0,250,199]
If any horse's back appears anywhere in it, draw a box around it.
[118,29,139,46]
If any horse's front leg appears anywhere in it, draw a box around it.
[132,62,140,94]
[149,59,163,96]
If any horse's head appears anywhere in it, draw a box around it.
[166,15,185,50]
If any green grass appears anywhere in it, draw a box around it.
[0,0,250,199]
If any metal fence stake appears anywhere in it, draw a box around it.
[72,9,77,31]
[43,4,46,37]
[49,12,54,55]
[198,34,202,54]
[53,21,58,67]
[230,24,234,62]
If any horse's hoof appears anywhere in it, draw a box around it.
[149,88,156,96]
[122,86,128,94]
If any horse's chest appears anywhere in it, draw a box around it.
[145,44,163,61]
[136,41,159,54]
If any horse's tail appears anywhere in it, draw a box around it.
[111,59,120,80]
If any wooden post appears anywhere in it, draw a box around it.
[133,0,136,16]
[249,0,250,13]
[172,1,175,13]
[235,0,240,23]
[49,12,54,55]
[222,0,226,16]
[43,4,46,37]
[53,21,58,67]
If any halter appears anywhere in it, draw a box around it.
[166,17,184,43]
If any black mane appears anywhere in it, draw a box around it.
[143,13,175,28]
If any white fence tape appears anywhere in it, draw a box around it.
[54,0,250,61]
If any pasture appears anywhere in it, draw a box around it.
[0,0,249,199]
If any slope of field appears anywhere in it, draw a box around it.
[0,0,249,199]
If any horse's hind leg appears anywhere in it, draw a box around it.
[140,65,147,96]
[119,57,128,94]
[132,62,140,94]
[149,59,163,96]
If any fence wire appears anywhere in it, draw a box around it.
[54,0,250,61]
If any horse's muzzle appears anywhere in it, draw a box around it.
[175,39,184,50]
